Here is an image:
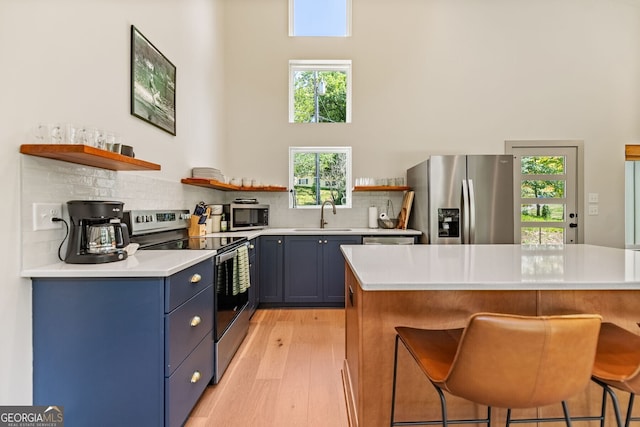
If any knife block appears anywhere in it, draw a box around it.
[189,216,206,236]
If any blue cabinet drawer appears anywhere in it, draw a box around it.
[165,258,214,312]
[165,285,213,376]
[165,331,213,427]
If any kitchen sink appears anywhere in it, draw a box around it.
[293,228,352,232]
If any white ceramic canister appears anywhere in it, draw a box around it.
[212,214,221,232]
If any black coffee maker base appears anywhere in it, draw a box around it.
[64,250,127,264]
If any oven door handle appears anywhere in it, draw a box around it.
[215,242,250,265]
[216,250,237,265]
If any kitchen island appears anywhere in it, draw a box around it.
[341,244,640,427]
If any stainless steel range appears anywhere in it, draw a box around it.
[124,209,251,384]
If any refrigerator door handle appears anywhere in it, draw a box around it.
[468,179,476,244]
[462,179,470,243]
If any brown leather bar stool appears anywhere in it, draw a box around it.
[390,312,602,427]
[591,322,640,427]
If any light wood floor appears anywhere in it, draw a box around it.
[186,308,349,427]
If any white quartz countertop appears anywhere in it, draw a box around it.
[22,250,216,278]
[341,244,640,291]
[22,227,420,278]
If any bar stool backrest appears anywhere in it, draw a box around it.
[444,313,602,409]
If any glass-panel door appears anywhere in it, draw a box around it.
[512,147,578,244]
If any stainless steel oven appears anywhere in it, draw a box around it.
[124,210,251,384]
[212,240,250,383]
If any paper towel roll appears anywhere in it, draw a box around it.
[368,206,378,228]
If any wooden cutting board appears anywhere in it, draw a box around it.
[396,191,414,230]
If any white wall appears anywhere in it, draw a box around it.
[223,0,640,248]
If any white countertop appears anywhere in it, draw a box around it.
[341,244,640,291]
[22,250,216,278]
[22,227,420,278]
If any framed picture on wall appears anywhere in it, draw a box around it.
[130,25,176,135]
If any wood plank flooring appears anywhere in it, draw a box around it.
[186,308,349,427]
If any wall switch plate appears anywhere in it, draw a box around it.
[588,204,599,216]
[588,193,599,203]
[33,203,63,231]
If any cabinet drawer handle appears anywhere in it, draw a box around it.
[190,316,202,327]
[319,240,323,244]
[190,371,202,383]
[348,286,354,306]
[249,244,255,249]
[189,273,202,283]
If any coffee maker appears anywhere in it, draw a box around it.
[65,200,130,264]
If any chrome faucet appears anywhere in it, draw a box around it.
[320,200,336,228]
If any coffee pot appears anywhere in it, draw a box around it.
[65,200,130,264]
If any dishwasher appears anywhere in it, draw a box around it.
[362,236,415,245]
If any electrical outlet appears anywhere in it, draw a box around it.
[588,205,599,216]
[33,203,63,231]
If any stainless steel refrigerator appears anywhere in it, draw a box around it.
[407,155,514,244]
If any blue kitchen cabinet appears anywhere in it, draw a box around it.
[323,235,361,303]
[284,235,361,306]
[284,235,323,304]
[32,257,214,427]
[258,235,284,303]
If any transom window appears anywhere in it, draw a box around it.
[289,147,352,208]
[289,60,352,123]
[289,0,351,37]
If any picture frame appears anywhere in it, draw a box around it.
[130,25,176,135]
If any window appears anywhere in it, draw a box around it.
[289,60,352,123]
[289,147,352,208]
[289,0,351,37]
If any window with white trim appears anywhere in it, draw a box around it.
[289,146,352,208]
[289,60,352,123]
[289,0,351,37]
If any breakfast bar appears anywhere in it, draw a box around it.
[340,244,640,427]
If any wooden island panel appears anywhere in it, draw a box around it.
[343,266,538,427]
[343,267,640,427]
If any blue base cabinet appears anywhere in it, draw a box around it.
[284,236,323,304]
[32,257,214,427]
[259,235,361,307]
[258,235,284,304]
[323,236,361,303]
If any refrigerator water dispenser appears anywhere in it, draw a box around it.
[438,208,459,237]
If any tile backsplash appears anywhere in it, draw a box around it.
[21,156,406,269]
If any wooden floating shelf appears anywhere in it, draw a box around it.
[353,186,410,192]
[20,144,161,171]
[626,145,640,161]
[181,177,288,192]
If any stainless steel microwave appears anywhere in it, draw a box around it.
[223,203,269,231]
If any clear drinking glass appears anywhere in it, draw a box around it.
[94,128,106,150]
[49,124,65,144]
[33,123,50,144]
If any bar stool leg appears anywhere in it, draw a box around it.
[592,377,625,427]
[561,401,573,427]
[625,394,635,427]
